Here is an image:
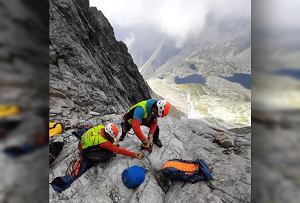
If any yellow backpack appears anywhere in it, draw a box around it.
[49,122,63,137]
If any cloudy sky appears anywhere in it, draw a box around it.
[90,0,250,43]
[90,0,251,67]
[90,0,300,70]
[253,0,300,70]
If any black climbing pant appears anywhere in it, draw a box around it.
[81,146,116,163]
[121,118,160,142]
[49,141,64,165]
[143,121,160,142]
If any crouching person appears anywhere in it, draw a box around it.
[50,123,143,193]
[79,123,144,162]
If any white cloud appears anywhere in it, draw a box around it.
[90,0,250,43]
[151,0,208,40]
[124,33,135,48]
[253,0,300,31]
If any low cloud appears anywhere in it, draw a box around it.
[90,0,250,43]
[124,33,135,49]
[253,0,300,69]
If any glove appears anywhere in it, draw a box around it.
[135,152,144,160]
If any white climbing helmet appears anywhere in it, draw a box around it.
[156,100,171,118]
[105,123,119,138]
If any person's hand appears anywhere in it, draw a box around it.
[113,142,120,147]
[135,152,144,160]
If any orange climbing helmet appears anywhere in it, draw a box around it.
[105,123,119,138]
[156,100,171,118]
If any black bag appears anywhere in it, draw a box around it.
[162,159,214,184]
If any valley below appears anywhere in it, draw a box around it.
[147,73,251,129]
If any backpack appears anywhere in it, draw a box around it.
[49,122,63,137]
[162,159,213,184]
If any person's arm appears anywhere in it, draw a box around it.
[132,107,147,142]
[149,119,158,135]
[148,119,157,143]
[132,119,147,142]
[99,141,135,158]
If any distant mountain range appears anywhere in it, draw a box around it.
[127,14,251,127]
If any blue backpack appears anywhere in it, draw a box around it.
[122,166,146,189]
[162,159,213,184]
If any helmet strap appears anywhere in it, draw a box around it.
[104,131,114,143]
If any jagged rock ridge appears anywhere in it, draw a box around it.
[49,0,151,128]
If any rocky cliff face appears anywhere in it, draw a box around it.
[49,0,151,128]
[49,0,251,202]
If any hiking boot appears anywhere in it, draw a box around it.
[153,138,163,148]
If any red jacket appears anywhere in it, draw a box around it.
[79,128,135,158]
[132,118,157,142]
[99,141,135,158]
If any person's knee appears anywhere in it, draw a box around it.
[108,151,116,157]
[102,150,116,159]
[90,153,114,163]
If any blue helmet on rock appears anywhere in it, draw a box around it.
[122,165,146,189]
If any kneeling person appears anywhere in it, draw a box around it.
[79,123,143,163]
